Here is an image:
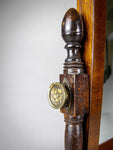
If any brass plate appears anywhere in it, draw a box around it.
[48,82,68,109]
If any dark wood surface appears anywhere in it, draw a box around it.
[60,8,89,150]
[65,115,83,150]
[60,73,89,150]
[77,0,107,150]
[98,138,113,150]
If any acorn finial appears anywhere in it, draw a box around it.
[61,8,84,74]
[62,8,84,44]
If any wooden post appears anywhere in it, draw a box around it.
[48,8,89,150]
[60,8,89,150]
[77,1,107,150]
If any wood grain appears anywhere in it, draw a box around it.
[77,1,107,150]
[65,115,83,150]
[60,73,89,150]
[99,138,113,150]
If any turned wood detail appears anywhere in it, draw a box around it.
[65,115,84,150]
[48,8,89,150]
[62,8,84,74]
[60,8,89,150]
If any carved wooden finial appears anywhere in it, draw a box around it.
[62,8,84,74]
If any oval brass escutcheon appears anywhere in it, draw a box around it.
[48,82,69,109]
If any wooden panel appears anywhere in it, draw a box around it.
[98,138,113,150]
[77,1,107,150]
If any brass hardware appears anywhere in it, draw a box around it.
[48,82,69,109]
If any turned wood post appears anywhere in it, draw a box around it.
[48,8,89,150]
[60,8,89,150]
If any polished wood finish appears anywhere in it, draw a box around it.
[60,8,89,150]
[60,73,89,150]
[60,74,89,116]
[98,138,113,150]
[77,1,107,150]
[62,8,84,74]
[65,116,83,150]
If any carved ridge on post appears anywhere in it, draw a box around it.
[64,115,84,124]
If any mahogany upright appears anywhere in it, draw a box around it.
[77,1,107,150]
[60,8,89,150]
